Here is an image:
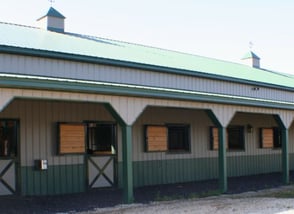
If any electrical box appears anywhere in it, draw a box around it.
[35,159,48,170]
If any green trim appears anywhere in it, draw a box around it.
[281,128,289,184]
[104,103,126,126]
[219,127,227,193]
[119,154,285,188]
[122,125,134,203]
[0,45,293,92]
[47,27,64,33]
[20,164,85,195]
[273,115,290,184]
[0,73,293,110]
[205,111,227,193]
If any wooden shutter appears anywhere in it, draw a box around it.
[210,127,228,150]
[260,128,274,148]
[145,126,167,152]
[59,123,86,154]
[210,127,219,150]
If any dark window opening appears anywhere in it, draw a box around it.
[273,127,282,148]
[167,125,190,152]
[0,120,18,158]
[87,123,116,155]
[227,126,244,150]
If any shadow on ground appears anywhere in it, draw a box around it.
[0,172,293,213]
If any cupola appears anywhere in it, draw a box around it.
[241,51,260,68]
[37,7,65,33]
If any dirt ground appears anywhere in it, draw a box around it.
[0,172,293,213]
[80,187,294,214]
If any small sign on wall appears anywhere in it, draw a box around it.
[58,123,86,154]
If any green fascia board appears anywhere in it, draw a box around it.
[0,74,293,110]
[1,45,294,93]
[0,22,294,89]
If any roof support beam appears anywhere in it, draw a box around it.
[274,115,291,185]
[205,109,232,193]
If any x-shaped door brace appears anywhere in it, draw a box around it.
[0,160,15,194]
[88,156,114,188]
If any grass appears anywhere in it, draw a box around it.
[265,189,294,198]
[154,189,221,201]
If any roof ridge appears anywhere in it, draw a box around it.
[0,21,39,30]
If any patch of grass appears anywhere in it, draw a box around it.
[154,191,184,201]
[154,190,221,202]
[268,189,294,198]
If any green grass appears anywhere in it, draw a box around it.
[267,189,294,198]
[154,189,221,202]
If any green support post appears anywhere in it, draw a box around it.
[219,126,227,193]
[122,125,134,203]
[281,128,289,184]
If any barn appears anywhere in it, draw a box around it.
[0,7,293,203]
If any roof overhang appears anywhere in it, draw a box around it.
[0,73,293,110]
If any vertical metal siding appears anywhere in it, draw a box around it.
[0,99,117,167]
[1,54,293,104]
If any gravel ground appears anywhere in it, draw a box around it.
[0,172,293,213]
[86,196,294,214]
[82,186,294,214]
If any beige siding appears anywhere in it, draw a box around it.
[1,54,293,104]
[132,107,291,162]
[0,99,120,167]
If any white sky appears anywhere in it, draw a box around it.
[1,0,294,74]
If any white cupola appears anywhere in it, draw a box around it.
[241,51,260,68]
[37,7,65,33]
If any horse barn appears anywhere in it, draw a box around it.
[0,7,293,203]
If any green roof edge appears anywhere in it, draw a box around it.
[0,75,293,110]
[0,45,293,92]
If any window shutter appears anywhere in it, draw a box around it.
[260,128,274,148]
[58,123,86,154]
[145,126,167,152]
[210,127,219,150]
[210,127,228,150]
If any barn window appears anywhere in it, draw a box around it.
[260,127,281,149]
[86,123,116,155]
[210,126,244,151]
[227,126,244,150]
[145,124,190,153]
[167,124,190,152]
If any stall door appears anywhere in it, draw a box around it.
[86,123,116,188]
[0,120,18,195]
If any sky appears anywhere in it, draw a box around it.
[0,0,294,74]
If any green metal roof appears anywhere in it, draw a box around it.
[0,21,293,90]
[242,51,260,60]
[38,7,65,19]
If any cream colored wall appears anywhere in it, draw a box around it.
[1,53,294,104]
[132,107,292,162]
[0,99,121,167]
